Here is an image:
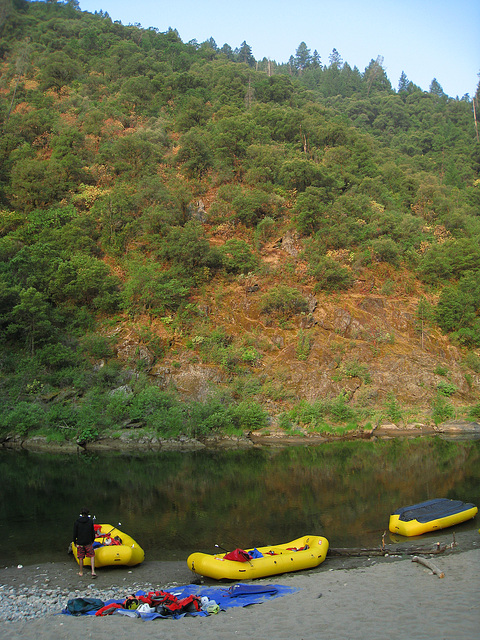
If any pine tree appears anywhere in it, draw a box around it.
[398,71,409,93]
[220,43,235,60]
[294,42,312,73]
[364,56,391,96]
[328,48,343,69]
[429,78,445,97]
[237,41,255,66]
[312,50,322,69]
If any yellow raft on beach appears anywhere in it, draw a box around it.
[187,535,329,580]
[72,524,145,568]
[389,498,478,537]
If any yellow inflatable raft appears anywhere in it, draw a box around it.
[72,524,145,568]
[389,498,478,537]
[187,535,329,580]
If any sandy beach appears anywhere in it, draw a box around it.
[1,540,479,640]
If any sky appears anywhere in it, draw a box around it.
[77,0,480,98]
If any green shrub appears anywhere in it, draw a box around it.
[277,413,294,431]
[286,395,358,429]
[106,392,132,424]
[260,285,309,317]
[122,261,193,315]
[293,400,325,428]
[241,348,261,364]
[220,239,258,274]
[228,401,268,431]
[77,426,99,444]
[0,401,46,437]
[74,390,105,431]
[468,403,480,420]
[150,405,186,438]
[232,188,282,226]
[325,394,357,423]
[369,237,400,264]
[435,277,479,337]
[34,343,79,370]
[81,334,115,359]
[449,324,480,347]
[161,396,269,437]
[198,328,240,370]
[418,239,480,285]
[45,403,77,431]
[431,395,455,425]
[130,387,177,423]
[296,330,313,360]
[433,364,449,376]
[332,360,372,384]
[309,256,354,292]
[415,296,436,339]
[384,393,403,423]
[158,221,222,272]
[463,352,480,373]
[50,253,120,310]
[436,381,458,397]
[280,157,335,194]
[293,186,328,235]
[176,128,213,177]
[380,279,395,295]
[254,216,276,248]
[94,361,124,390]
[232,376,263,399]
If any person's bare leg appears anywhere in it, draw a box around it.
[78,557,84,576]
[91,556,96,577]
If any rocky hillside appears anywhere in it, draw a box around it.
[1,2,479,441]
[106,221,479,431]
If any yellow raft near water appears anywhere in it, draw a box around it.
[72,524,145,568]
[187,535,329,580]
[389,498,478,537]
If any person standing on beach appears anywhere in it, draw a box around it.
[73,508,97,578]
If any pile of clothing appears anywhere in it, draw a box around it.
[223,545,309,561]
[92,524,122,549]
[63,583,299,620]
[65,590,217,619]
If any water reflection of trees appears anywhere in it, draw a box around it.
[0,438,478,565]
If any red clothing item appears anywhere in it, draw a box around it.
[95,603,122,616]
[76,543,95,559]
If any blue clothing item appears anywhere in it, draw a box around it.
[227,584,278,597]
[66,598,104,615]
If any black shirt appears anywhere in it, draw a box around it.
[73,515,95,546]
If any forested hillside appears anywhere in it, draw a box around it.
[1,0,479,445]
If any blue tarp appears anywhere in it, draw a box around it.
[62,583,300,620]
[394,498,476,523]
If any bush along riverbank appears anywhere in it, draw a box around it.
[1,419,479,453]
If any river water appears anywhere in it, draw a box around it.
[1,437,479,568]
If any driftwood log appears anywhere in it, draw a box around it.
[328,542,449,557]
[412,555,445,578]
